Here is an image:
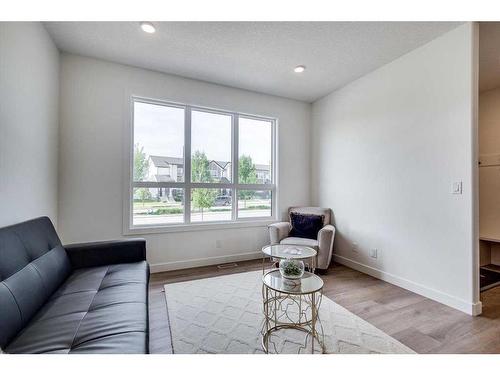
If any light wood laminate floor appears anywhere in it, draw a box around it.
[148,260,500,354]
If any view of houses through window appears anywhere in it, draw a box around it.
[131,98,275,227]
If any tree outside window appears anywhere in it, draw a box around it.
[191,151,217,219]
[134,143,151,205]
[238,155,257,207]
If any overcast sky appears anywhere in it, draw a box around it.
[134,102,271,165]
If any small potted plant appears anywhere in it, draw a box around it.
[279,258,305,281]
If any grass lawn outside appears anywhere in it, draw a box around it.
[132,198,272,225]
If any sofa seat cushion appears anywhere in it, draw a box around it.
[280,237,319,248]
[5,261,149,354]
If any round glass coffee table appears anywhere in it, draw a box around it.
[261,244,317,274]
[261,270,325,354]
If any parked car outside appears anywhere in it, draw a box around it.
[214,195,231,206]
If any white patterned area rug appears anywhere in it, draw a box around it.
[164,271,415,354]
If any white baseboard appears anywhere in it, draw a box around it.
[150,251,262,273]
[334,254,482,316]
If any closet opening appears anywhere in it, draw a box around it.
[479,22,500,313]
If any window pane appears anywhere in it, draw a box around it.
[191,189,232,222]
[133,101,185,182]
[191,110,232,183]
[238,190,271,218]
[238,117,272,184]
[133,188,184,225]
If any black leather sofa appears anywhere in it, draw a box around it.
[0,217,149,354]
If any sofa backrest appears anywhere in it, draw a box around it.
[0,217,71,349]
[288,206,332,227]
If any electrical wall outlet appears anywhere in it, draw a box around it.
[352,242,358,252]
[370,249,378,259]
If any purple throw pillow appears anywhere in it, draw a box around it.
[289,212,324,240]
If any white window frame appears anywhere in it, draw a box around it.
[123,96,278,234]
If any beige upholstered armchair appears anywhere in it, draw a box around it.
[268,207,335,271]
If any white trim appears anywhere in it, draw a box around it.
[132,94,277,122]
[132,181,273,189]
[333,254,482,316]
[232,114,239,221]
[124,218,275,235]
[473,301,483,315]
[122,90,135,236]
[273,119,279,219]
[184,105,192,224]
[150,250,262,273]
[470,22,481,309]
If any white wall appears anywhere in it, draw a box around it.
[479,88,500,240]
[311,24,479,314]
[58,54,311,271]
[0,23,60,227]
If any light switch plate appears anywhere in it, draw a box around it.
[452,181,462,194]
[370,249,378,259]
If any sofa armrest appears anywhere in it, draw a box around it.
[317,225,335,267]
[64,238,146,269]
[268,222,291,244]
[318,225,335,249]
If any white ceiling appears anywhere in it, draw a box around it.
[480,22,500,93]
[44,22,461,102]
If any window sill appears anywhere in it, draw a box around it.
[123,218,276,235]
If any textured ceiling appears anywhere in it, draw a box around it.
[480,22,500,93]
[45,22,462,102]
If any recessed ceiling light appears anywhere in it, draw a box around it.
[294,65,306,73]
[140,22,156,34]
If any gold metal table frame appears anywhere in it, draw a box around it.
[261,270,325,354]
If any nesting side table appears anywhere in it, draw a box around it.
[261,269,325,354]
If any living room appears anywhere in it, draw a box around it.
[2,0,500,372]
